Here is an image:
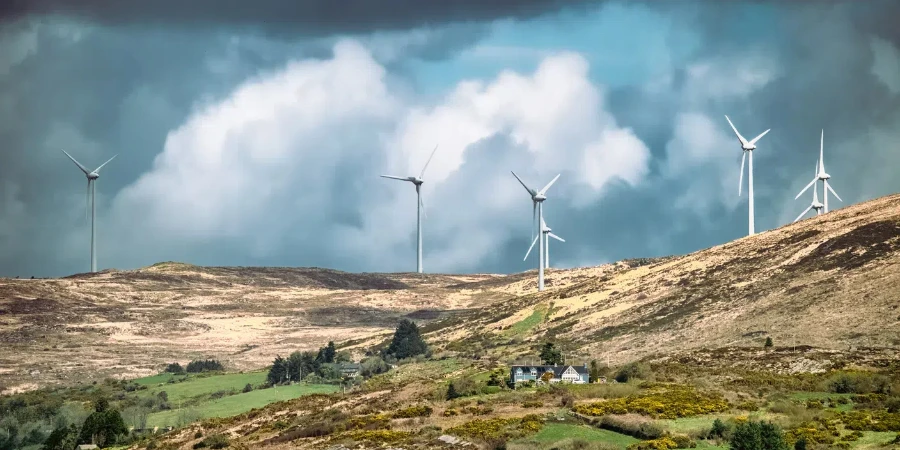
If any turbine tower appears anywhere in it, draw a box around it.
[380,145,439,274]
[62,150,117,273]
[725,115,770,236]
[511,172,560,292]
[793,158,825,223]
[795,130,842,213]
[524,217,565,269]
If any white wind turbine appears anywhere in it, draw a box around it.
[725,115,770,236]
[524,217,565,269]
[62,150,117,273]
[792,158,825,223]
[795,129,842,213]
[381,145,439,274]
[511,172,560,292]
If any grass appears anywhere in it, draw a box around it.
[788,392,854,401]
[516,423,638,449]
[146,383,338,428]
[505,304,548,337]
[135,372,267,404]
[659,415,731,434]
[850,431,896,449]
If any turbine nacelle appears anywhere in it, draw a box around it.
[817,171,831,180]
[88,172,100,180]
[742,144,756,151]
[533,193,547,202]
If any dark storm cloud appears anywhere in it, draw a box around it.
[0,0,602,34]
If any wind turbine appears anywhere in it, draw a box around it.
[524,217,565,269]
[62,150,117,273]
[725,115,770,236]
[795,129,842,213]
[380,145,439,274]
[792,158,825,223]
[511,172,560,292]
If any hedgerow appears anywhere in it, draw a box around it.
[572,384,730,419]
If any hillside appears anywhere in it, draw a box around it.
[2,193,900,395]
[0,264,511,392]
[413,192,900,367]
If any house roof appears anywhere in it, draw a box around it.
[339,363,361,370]
[511,365,589,377]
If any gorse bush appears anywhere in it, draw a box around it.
[446,415,544,441]
[391,405,433,419]
[837,410,900,432]
[825,371,891,395]
[626,437,679,450]
[192,433,229,449]
[573,384,730,419]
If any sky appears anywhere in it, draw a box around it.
[1,0,900,277]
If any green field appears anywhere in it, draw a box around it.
[146,383,338,428]
[505,304,548,337]
[850,431,897,449]
[135,372,268,404]
[515,423,639,449]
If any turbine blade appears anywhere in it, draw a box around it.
[793,205,813,224]
[62,150,90,175]
[826,183,843,202]
[524,234,539,261]
[795,178,816,200]
[419,193,427,219]
[724,115,749,146]
[93,154,117,173]
[380,175,411,182]
[538,174,561,195]
[749,129,770,145]
[739,152,746,196]
[549,232,565,243]
[511,171,535,195]
[419,144,439,179]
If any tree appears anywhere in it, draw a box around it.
[487,369,506,387]
[42,425,78,450]
[122,406,150,430]
[709,418,728,439]
[539,342,563,365]
[317,341,337,364]
[615,363,648,383]
[79,408,128,448]
[359,356,389,378]
[446,382,461,401]
[730,420,787,450]
[163,363,184,374]
[242,383,253,393]
[267,356,287,385]
[589,360,600,383]
[539,371,555,385]
[764,337,773,348]
[794,438,807,450]
[384,319,429,360]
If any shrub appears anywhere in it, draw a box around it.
[597,414,664,439]
[522,401,544,408]
[573,384,730,420]
[341,429,412,445]
[446,415,544,441]
[185,360,224,373]
[793,438,806,450]
[709,419,728,439]
[560,392,575,408]
[164,363,184,374]
[391,405,433,419]
[615,363,650,383]
[764,337,773,348]
[242,383,252,393]
[626,437,678,450]
[192,434,229,449]
[349,414,391,430]
[825,371,891,394]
